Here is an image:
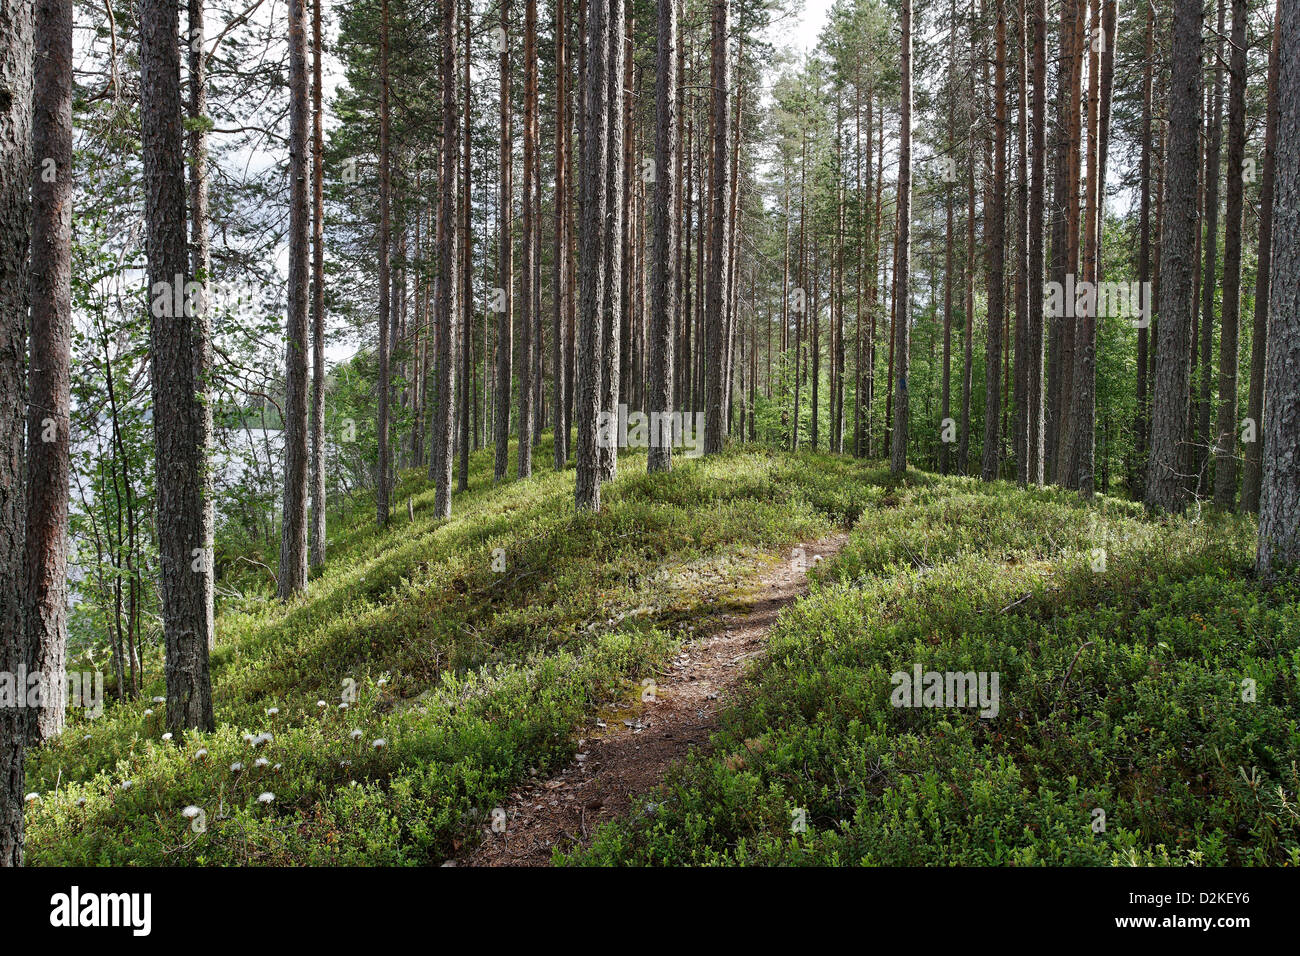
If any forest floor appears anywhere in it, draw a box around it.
[460,532,850,866]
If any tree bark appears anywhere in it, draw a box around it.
[1257,0,1300,576]
[648,0,678,473]
[25,0,72,741]
[494,0,513,482]
[0,0,33,867]
[279,0,311,597]
[309,0,326,567]
[704,0,730,455]
[1146,0,1202,513]
[142,0,215,731]
[434,0,458,517]
[1242,0,1281,513]
[891,0,912,476]
[576,0,610,510]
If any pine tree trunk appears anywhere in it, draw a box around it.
[1242,0,1281,513]
[1027,0,1046,486]
[0,0,33,866]
[891,0,912,476]
[980,0,1006,481]
[1257,0,1300,575]
[279,0,311,597]
[494,1,513,482]
[434,0,459,517]
[1146,0,1202,513]
[1213,0,1248,509]
[25,0,72,741]
[600,0,626,477]
[459,0,472,492]
[704,0,730,455]
[187,0,216,642]
[141,0,214,731]
[576,0,610,510]
[309,0,327,567]
[553,0,569,469]
[377,0,392,521]
[648,0,678,473]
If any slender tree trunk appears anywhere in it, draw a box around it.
[309,0,326,567]
[25,0,72,741]
[1196,0,1226,496]
[1257,0,1300,575]
[141,0,214,730]
[1146,0,1202,513]
[1026,0,1046,485]
[279,0,311,597]
[1243,0,1281,513]
[576,0,610,510]
[494,0,513,482]
[891,0,912,476]
[599,0,626,479]
[980,0,1006,481]
[434,0,459,517]
[519,0,537,477]
[377,0,392,521]
[704,0,730,455]
[186,0,216,646]
[1213,0,1247,508]
[1134,0,1154,499]
[553,0,569,469]
[648,0,678,473]
[0,0,33,868]
[459,0,472,492]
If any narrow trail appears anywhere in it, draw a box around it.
[457,532,851,867]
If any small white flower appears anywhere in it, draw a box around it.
[255,757,269,768]
[272,763,282,772]
[75,797,86,808]
[266,707,279,716]
[337,702,348,710]
[194,748,209,759]
[161,732,173,741]
[143,709,153,717]
[350,729,363,741]
[82,734,91,741]
[119,780,133,790]
[316,700,328,709]
[230,762,243,773]
[182,806,201,819]
[254,733,272,746]
[242,733,255,745]
[152,696,165,704]
[24,792,37,803]
[377,677,388,687]
[257,792,275,804]
[372,738,387,750]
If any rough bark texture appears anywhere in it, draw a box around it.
[1145,0,1202,513]
[1257,0,1300,576]
[553,0,569,470]
[25,0,72,741]
[890,0,912,476]
[141,0,215,731]
[576,0,609,511]
[599,0,625,479]
[519,0,537,478]
[647,0,678,473]
[377,0,391,521]
[187,0,215,644]
[1242,0,1280,513]
[494,0,513,483]
[979,0,1005,482]
[1213,0,1247,509]
[1026,0,1046,485]
[309,0,326,567]
[0,0,33,867]
[433,0,458,518]
[703,0,729,456]
[278,0,311,598]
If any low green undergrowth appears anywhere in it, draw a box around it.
[567,477,1300,866]
[23,438,878,865]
